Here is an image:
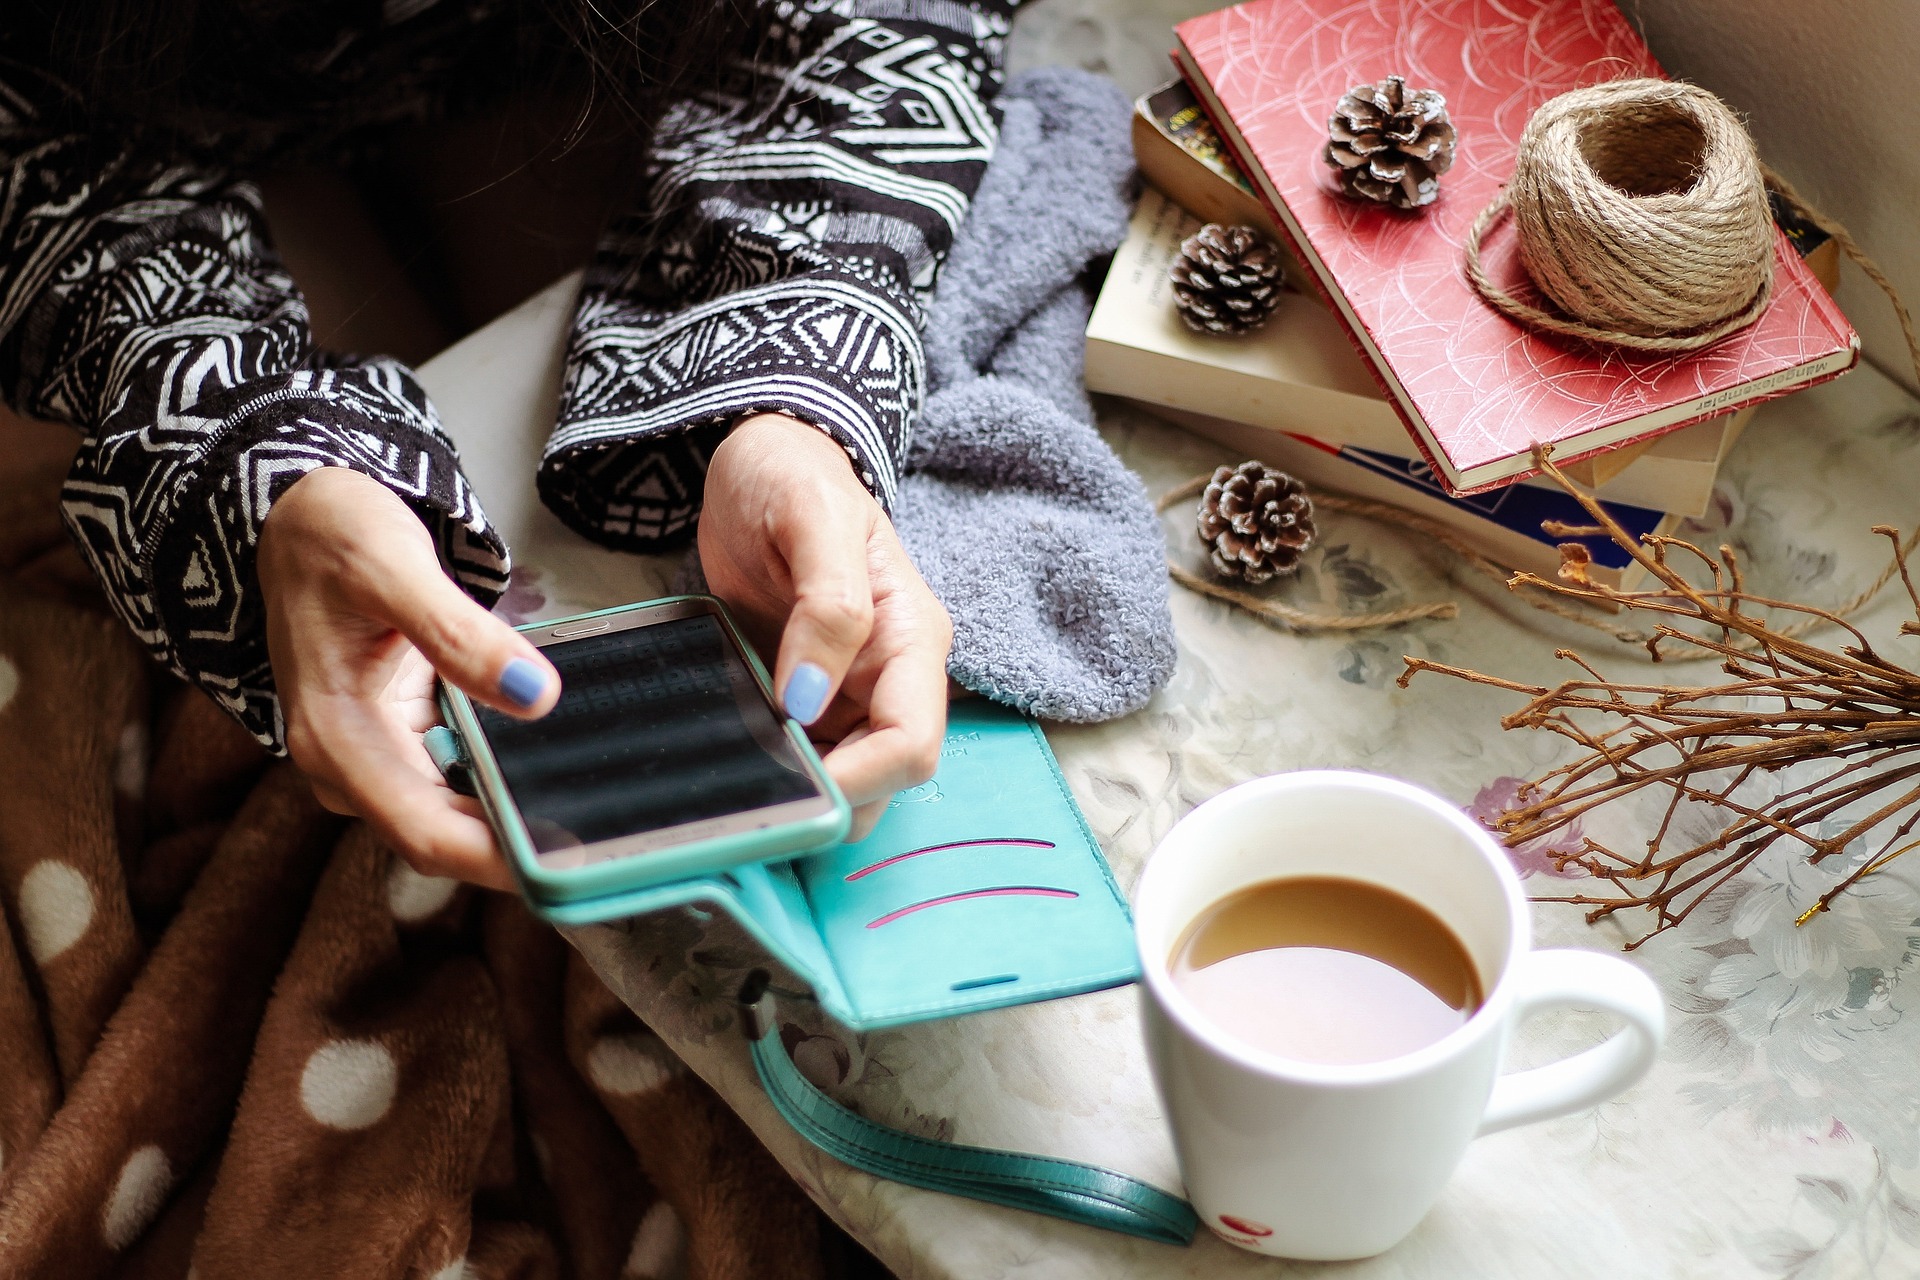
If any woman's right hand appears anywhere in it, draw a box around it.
[256,466,559,889]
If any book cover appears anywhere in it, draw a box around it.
[1133,83,1282,249]
[1133,79,1314,290]
[1089,187,1744,516]
[1145,79,1259,200]
[1134,76,1842,320]
[1172,0,1859,495]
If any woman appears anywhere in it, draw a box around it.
[0,0,1009,887]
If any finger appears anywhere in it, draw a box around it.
[356,550,560,721]
[770,501,876,727]
[310,778,358,816]
[818,725,889,838]
[803,691,874,745]
[822,700,946,809]
[847,797,890,843]
[820,605,950,808]
[294,695,517,891]
[392,648,449,734]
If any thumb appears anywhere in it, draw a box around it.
[771,507,876,727]
[364,547,560,719]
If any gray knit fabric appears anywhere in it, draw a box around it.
[896,67,1176,722]
[675,69,1176,719]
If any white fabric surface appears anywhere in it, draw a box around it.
[417,70,1920,1280]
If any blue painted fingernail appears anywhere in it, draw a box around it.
[499,658,549,709]
[783,663,832,725]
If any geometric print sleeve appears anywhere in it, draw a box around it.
[542,0,1017,551]
[0,66,508,751]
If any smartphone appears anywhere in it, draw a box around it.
[440,595,850,909]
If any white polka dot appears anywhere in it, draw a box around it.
[429,1259,470,1280]
[623,1202,685,1279]
[0,655,17,712]
[102,1145,172,1250]
[300,1040,397,1130]
[587,1034,679,1096]
[18,860,93,964]
[386,861,458,923]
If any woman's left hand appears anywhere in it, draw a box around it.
[700,412,953,838]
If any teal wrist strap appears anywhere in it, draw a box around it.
[739,974,1198,1248]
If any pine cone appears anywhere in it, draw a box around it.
[1324,75,1456,210]
[1198,461,1316,583]
[1169,223,1286,335]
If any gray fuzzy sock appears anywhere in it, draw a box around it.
[895,67,1176,722]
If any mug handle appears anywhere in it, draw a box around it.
[1476,948,1666,1138]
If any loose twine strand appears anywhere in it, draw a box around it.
[1155,475,1650,640]
[1759,160,1920,637]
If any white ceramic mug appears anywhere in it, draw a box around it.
[1134,771,1665,1260]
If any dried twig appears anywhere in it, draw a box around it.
[1400,449,1920,946]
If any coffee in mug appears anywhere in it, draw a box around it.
[1169,876,1483,1066]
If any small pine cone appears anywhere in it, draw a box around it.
[1198,461,1316,583]
[1324,74,1456,210]
[1169,223,1286,335]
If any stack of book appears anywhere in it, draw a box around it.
[1089,0,1853,591]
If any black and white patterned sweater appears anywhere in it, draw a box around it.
[0,0,1014,749]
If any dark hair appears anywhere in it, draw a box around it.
[4,0,761,157]
[543,0,765,130]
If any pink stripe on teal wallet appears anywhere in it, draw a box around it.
[866,886,1079,929]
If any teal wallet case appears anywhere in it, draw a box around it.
[527,699,1142,1031]
[437,697,1191,1243]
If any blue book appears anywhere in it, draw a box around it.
[1333,441,1671,576]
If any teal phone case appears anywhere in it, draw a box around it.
[443,698,1141,1031]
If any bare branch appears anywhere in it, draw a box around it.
[1429,463,1920,944]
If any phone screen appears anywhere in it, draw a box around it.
[474,613,821,860]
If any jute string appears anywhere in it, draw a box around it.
[1464,79,1777,350]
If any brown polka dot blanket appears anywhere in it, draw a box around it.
[0,426,853,1279]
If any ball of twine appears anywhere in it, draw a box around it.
[1464,78,1776,351]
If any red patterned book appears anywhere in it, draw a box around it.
[1172,0,1858,495]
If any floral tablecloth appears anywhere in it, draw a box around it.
[418,85,1920,1280]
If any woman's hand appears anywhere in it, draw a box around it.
[701,413,953,838]
[257,466,559,889]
